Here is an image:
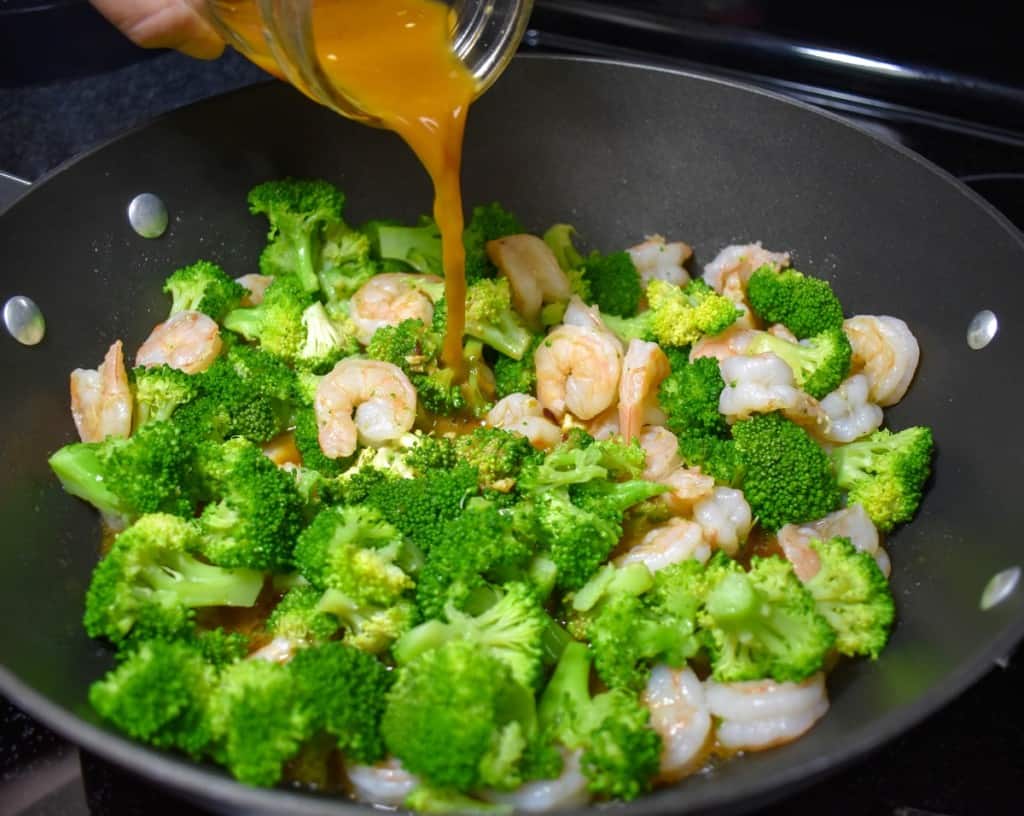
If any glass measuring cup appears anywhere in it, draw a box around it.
[204,0,534,123]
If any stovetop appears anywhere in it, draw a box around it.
[2,2,1023,814]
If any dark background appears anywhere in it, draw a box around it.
[2,1,1022,814]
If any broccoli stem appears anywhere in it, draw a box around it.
[144,553,264,607]
[48,443,125,518]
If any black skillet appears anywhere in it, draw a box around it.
[1,56,1022,815]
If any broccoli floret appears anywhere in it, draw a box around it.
[318,221,379,301]
[604,279,740,347]
[195,437,305,571]
[831,427,934,531]
[732,412,841,531]
[396,582,548,689]
[520,433,642,492]
[747,265,844,339]
[366,319,465,416]
[453,426,542,491]
[316,589,415,655]
[675,432,743,486]
[582,561,703,690]
[83,514,263,645]
[701,553,835,682]
[369,218,443,276]
[49,420,197,526]
[296,301,358,373]
[659,355,729,439]
[345,463,481,555]
[382,640,538,791]
[209,658,314,787]
[294,505,416,605]
[404,433,458,473]
[580,251,642,318]
[429,278,533,360]
[493,335,542,399]
[542,223,586,276]
[248,178,345,294]
[459,338,498,418]
[266,585,340,648]
[802,537,895,658]
[745,328,852,399]
[538,642,661,800]
[163,260,246,321]
[192,627,249,668]
[290,641,394,764]
[132,364,200,428]
[222,276,311,361]
[415,502,533,620]
[89,638,216,758]
[464,203,525,284]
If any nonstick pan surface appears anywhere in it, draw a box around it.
[1,56,1022,815]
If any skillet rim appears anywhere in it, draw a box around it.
[1,52,1023,816]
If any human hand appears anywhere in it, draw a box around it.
[90,0,225,59]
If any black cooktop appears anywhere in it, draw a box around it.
[2,2,1023,814]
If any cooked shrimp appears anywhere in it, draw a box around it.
[619,340,671,442]
[314,359,416,458]
[643,666,713,781]
[585,404,621,441]
[487,393,562,450]
[820,374,883,443]
[703,242,789,294]
[347,758,419,807]
[616,518,710,570]
[693,487,752,556]
[689,325,756,363]
[705,674,829,752]
[718,353,829,434]
[535,324,623,421]
[661,466,716,515]
[639,426,682,481]
[70,340,133,442]
[350,272,440,346]
[487,234,571,327]
[778,504,889,579]
[236,273,274,306]
[843,315,920,407]
[486,750,589,811]
[135,310,222,374]
[627,235,693,288]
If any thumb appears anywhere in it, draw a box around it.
[90,0,226,60]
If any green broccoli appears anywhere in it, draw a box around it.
[732,412,841,531]
[802,537,895,658]
[395,582,548,689]
[209,658,314,787]
[248,178,345,293]
[464,203,525,284]
[580,251,642,318]
[538,642,661,800]
[195,437,305,571]
[745,327,852,399]
[295,301,358,373]
[83,514,263,645]
[132,364,200,428]
[747,265,844,339]
[382,640,539,791]
[519,433,643,492]
[427,277,533,360]
[831,427,934,531]
[265,585,340,648]
[543,224,585,274]
[222,275,311,361]
[290,641,394,764]
[318,221,379,301]
[493,335,542,399]
[369,218,443,276]
[414,501,533,620]
[162,260,246,321]
[453,426,543,491]
[89,638,216,758]
[404,787,513,814]
[49,420,198,527]
[403,433,458,473]
[601,279,740,347]
[701,553,835,682]
[659,355,729,439]
[582,560,703,690]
